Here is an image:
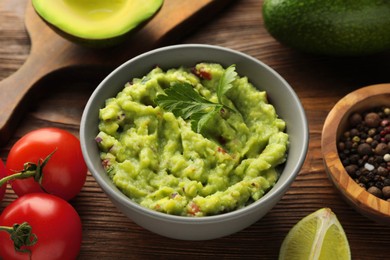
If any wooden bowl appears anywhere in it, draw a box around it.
[322,84,390,224]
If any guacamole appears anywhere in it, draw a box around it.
[96,63,289,217]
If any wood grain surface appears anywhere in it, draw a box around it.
[1,0,390,259]
[0,0,235,145]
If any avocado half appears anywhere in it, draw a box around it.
[32,0,164,48]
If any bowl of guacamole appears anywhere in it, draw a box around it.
[80,44,308,240]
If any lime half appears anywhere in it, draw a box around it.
[279,208,351,260]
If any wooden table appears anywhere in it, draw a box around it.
[1,0,390,259]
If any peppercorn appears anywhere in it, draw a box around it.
[365,112,381,127]
[357,143,372,155]
[338,142,346,151]
[345,164,358,175]
[374,155,383,164]
[352,136,360,143]
[338,107,390,201]
[344,131,351,139]
[367,186,383,198]
[377,166,389,176]
[349,112,362,126]
[371,140,379,148]
[375,143,389,156]
[368,128,377,136]
[384,178,390,186]
[382,186,390,199]
[350,128,359,137]
[349,154,360,164]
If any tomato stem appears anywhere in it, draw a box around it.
[0,170,36,187]
[0,150,56,190]
[0,222,37,254]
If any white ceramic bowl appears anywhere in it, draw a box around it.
[80,44,308,240]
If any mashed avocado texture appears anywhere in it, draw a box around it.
[96,63,289,217]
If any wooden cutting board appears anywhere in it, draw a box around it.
[0,0,235,145]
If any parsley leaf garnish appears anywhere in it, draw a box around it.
[217,65,237,104]
[155,65,237,133]
[155,82,219,119]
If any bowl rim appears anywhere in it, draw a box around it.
[80,43,309,223]
[322,83,390,217]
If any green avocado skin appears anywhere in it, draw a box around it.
[262,0,390,56]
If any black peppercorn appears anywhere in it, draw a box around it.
[357,143,372,155]
[384,178,390,186]
[338,107,390,201]
[349,113,363,126]
[345,164,358,175]
[350,128,359,137]
[338,142,346,151]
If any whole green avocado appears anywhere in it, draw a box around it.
[262,0,390,56]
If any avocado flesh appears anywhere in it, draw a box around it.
[32,0,163,47]
[262,0,390,56]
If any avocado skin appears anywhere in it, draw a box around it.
[262,0,390,56]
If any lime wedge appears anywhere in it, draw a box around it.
[279,208,351,260]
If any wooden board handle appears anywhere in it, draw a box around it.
[0,0,235,145]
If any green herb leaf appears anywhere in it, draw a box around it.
[155,82,216,120]
[155,65,238,133]
[217,65,237,104]
[191,108,221,133]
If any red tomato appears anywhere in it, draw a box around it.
[0,193,82,260]
[0,159,6,202]
[6,128,87,201]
